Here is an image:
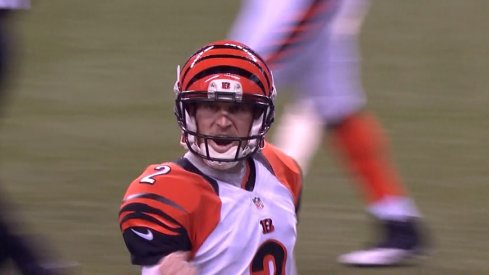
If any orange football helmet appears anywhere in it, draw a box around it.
[174,40,276,167]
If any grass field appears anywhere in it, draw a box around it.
[0,0,488,274]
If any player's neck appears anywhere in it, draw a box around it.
[184,151,247,187]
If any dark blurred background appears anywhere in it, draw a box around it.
[0,0,488,274]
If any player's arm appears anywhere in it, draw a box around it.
[119,165,195,266]
[120,163,220,273]
[141,251,198,275]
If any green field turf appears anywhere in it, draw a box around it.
[0,0,488,274]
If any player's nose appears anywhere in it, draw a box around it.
[215,112,233,128]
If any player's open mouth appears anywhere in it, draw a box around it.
[214,139,233,146]
[209,137,237,153]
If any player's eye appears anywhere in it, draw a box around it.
[228,103,253,114]
[196,101,220,111]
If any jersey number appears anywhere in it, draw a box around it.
[250,240,287,275]
[139,165,171,184]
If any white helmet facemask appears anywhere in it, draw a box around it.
[176,78,273,170]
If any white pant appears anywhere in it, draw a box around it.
[229,0,369,123]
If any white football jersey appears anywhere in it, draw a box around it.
[120,142,302,275]
[193,157,298,274]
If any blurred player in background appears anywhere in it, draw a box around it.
[119,40,302,275]
[0,1,75,274]
[229,0,427,266]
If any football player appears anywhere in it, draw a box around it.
[0,1,77,274]
[228,0,427,266]
[119,40,302,274]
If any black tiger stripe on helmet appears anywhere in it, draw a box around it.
[173,40,276,164]
[177,40,274,97]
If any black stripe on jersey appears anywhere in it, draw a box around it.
[121,204,191,266]
[254,152,302,214]
[296,0,333,25]
[296,187,303,215]
[120,202,184,233]
[173,157,219,194]
[265,0,337,66]
[183,65,266,95]
[123,227,191,266]
[123,192,187,214]
[244,157,257,191]
[254,152,275,175]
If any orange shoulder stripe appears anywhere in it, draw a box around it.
[120,161,223,256]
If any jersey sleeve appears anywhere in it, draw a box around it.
[261,141,303,212]
[118,162,221,266]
